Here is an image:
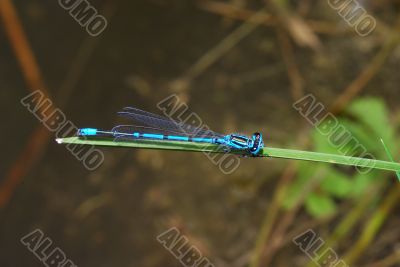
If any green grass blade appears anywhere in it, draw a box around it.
[57,137,400,173]
[380,139,400,181]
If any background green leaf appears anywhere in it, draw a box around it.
[306,193,337,218]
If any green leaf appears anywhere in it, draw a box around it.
[282,183,303,209]
[320,168,352,197]
[306,193,337,218]
[339,119,380,154]
[347,98,395,148]
[56,137,400,172]
[282,162,318,209]
[312,125,339,154]
[350,172,377,197]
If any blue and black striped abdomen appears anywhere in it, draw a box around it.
[116,132,217,144]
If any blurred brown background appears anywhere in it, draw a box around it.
[1,0,400,266]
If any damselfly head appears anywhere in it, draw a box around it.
[249,132,263,155]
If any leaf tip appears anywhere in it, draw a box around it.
[380,138,400,182]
